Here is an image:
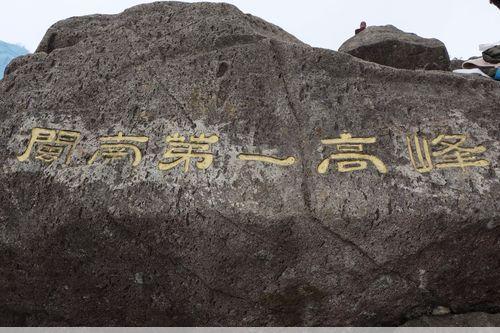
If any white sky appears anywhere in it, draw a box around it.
[1,0,499,59]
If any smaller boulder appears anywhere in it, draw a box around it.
[339,25,450,71]
[450,58,465,71]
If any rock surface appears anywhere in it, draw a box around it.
[339,25,451,71]
[450,59,465,71]
[403,312,500,327]
[0,2,499,326]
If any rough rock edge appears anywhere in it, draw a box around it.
[339,25,447,50]
[402,311,500,327]
[35,2,304,55]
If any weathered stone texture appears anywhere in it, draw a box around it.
[450,59,465,71]
[0,2,499,326]
[403,312,500,327]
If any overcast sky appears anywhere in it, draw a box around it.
[1,0,499,59]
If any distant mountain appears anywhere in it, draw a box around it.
[0,40,29,79]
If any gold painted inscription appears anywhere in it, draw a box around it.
[318,133,387,174]
[158,133,219,173]
[88,132,149,167]
[16,127,492,178]
[238,154,296,166]
[18,127,80,165]
[407,133,490,173]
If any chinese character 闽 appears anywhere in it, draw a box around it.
[18,127,80,165]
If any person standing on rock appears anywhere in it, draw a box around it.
[491,0,500,9]
[355,21,367,35]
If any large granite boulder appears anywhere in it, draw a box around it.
[0,2,499,326]
[339,25,451,71]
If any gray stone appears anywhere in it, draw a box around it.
[450,58,464,71]
[403,312,500,327]
[432,306,451,316]
[0,1,499,326]
[339,25,451,71]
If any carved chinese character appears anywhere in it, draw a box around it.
[158,133,219,172]
[432,134,490,170]
[406,134,433,173]
[318,133,387,174]
[238,154,296,166]
[88,132,149,167]
[18,127,80,165]
[407,133,490,173]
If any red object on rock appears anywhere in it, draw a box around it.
[355,21,367,35]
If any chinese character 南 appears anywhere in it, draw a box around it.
[158,133,219,173]
[317,133,387,174]
[18,127,81,164]
[407,133,490,173]
[88,131,149,167]
[238,153,296,166]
